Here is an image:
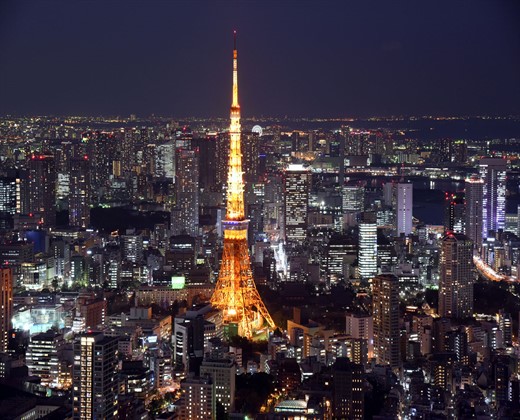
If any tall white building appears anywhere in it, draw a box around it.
[358,218,377,281]
[479,158,506,238]
[396,183,413,236]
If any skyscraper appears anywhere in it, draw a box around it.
[372,274,399,369]
[396,183,413,236]
[479,158,507,238]
[0,267,12,353]
[0,176,19,229]
[72,332,119,419]
[358,213,377,281]
[172,148,200,237]
[27,153,56,226]
[465,175,484,251]
[284,164,311,242]
[439,233,474,319]
[69,157,91,228]
[210,32,275,339]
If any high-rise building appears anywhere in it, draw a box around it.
[372,274,399,369]
[199,358,236,413]
[0,176,20,229]
[284,164,311,242]
[439,232,474,319]
[242,132,259,183]
[72,332,119,419]
[210,32,275,339]
[396,183,413,236]
[358,214,377,281]
[479,158,507,238]
[69,157,91,228]
[27,153,56,226]
[332,357,365,419]
[26,331,64,388]
[0,267,13,353]
[154,141,175,179]
[173,148,199,237]
[465,176,484,251]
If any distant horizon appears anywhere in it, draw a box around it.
[2,114,520,121]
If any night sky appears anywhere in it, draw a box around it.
[1,0,519,118]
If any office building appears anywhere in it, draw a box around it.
[439,233,474,319]
[154,141,175,179]
[465,175,484,251]
[372,274,399,369]
[342,184,364,213]
[284,164,311,242]
[0,267,13,353]
[26,331,64,388]
[72,332,119,419]
[396,183,413,236]
[479,158,507,238]
[121,231,144,263]
[179,376,214,420]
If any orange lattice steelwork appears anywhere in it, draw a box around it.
[210,32,275,338]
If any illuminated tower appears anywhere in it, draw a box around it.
[210,32,275,338]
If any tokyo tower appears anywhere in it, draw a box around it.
[210,32,275,339]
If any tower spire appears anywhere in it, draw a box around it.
[227,30,243,220]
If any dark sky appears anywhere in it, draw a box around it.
[1,0,519,117]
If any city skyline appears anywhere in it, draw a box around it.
[1,2,520,418]
[1,0,519,117]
